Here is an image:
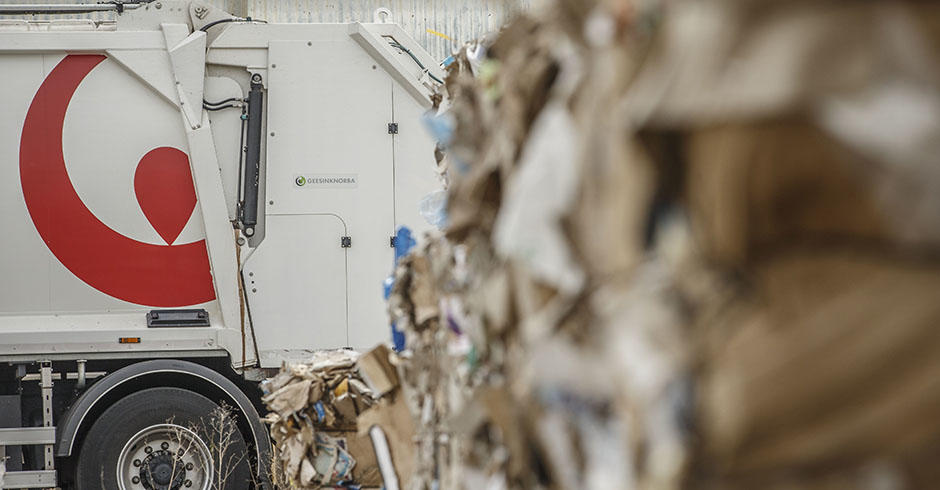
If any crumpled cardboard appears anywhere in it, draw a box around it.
[357,344,401,396]
[261,349,382,488]
[493,102,585,296]
[357,392,417,490]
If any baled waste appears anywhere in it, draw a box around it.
[264,0,940,488]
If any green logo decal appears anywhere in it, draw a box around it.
[295,176,306,187]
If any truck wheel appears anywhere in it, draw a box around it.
[75,387,252,490]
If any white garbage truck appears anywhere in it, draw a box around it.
[0,1,443,487]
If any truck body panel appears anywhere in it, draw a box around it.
[0,5,442,366]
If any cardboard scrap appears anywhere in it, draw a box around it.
[356,344,400,396]
[357,392,416,490]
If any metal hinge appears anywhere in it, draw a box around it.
[388,123,399,135]
[341,236,352,248]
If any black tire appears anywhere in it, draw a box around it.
[75,387,253,489]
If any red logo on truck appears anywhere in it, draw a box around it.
[19,54,216,307]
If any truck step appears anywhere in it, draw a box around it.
[0,470,57,489]
[0,427,55,446]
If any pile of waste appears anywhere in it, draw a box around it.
[382,0,940,489]
[261,349,387,488]
[262,345,418,489]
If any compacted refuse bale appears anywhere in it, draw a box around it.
[265,1,940,489]
[379,0,940,489]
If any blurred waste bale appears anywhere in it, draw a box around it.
[384,0,940,489]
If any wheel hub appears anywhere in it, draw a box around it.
[139,450,186,490]
[116,424,213,490]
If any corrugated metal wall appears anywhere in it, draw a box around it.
[244,0,530,60]
[0,0,531,60]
